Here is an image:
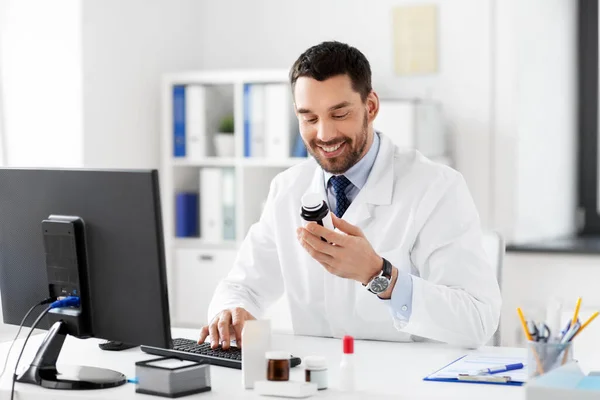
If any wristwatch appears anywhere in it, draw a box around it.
[365,258,393,295]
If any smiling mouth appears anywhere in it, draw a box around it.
[317,141,346,158]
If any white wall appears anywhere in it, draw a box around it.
[81,0,207,169]
[493,0,578,243]
[192,0,495,228]
[0,0,210,170]
[0,0,578,238]
[0,0,5,167]
[0,61,5,167]
[0,0,83,167]
[191,0,578,239]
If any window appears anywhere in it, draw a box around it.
[579,0,600,233]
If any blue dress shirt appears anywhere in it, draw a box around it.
[322,132,413,322]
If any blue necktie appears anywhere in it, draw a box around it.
[329,175,352,217]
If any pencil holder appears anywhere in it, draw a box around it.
[527,341,573,378]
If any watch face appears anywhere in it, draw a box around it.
[370,276,389,294]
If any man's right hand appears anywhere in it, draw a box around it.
[197,307,255,350]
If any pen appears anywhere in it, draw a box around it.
[560,320,582,364]
[572,311,599,340]
[458,374,511,383]
[560,320,572,340]
[560,321,581,344]
[477,363,524,375]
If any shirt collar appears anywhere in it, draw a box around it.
[323,131,381,190]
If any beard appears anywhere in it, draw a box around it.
[307,111,369,174]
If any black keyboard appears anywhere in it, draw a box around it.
[141,338,301,370]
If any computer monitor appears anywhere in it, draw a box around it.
[0,168,172,389]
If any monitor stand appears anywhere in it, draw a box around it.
[17,321,126,390]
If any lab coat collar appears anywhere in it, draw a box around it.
[305,132,395,226]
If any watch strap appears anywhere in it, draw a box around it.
[381,257,392,280]
[364,258,392,294]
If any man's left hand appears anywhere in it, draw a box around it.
[296,214,382,285]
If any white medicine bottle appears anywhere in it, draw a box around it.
[300,193,334,241]
[338,335,355,392]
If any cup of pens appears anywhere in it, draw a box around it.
[518,299,599,379]
[527,341,573,378]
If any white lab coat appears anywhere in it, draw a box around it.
[208,133,501,348]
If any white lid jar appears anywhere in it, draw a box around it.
[304,356,327,390]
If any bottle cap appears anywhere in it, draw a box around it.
[265,351,291,360]
[303,356,327,369]
[342,336,354,354]
[301,193,324,210]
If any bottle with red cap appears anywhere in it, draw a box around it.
[339,335,355,391]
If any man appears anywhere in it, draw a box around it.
[199,41,501,349]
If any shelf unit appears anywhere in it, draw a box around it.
[160,70,307,327]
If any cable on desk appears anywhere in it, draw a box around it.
[0,297,56,380]
[10,296,79,400]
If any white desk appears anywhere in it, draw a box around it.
[0,329,542,399]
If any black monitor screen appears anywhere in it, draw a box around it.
[0,168,171,348]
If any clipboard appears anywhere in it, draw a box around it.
[423,354,528,386]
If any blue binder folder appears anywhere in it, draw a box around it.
[175,192,199,237]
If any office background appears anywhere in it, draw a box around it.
[0,0,595,356]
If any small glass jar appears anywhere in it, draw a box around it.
[266,352,290,381]
[304,356,328,390]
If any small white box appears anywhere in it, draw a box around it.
[135,357,211,397]
[255,380,317,398]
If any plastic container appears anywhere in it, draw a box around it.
[528,341,573,378]
[300,193,334,242]
[304,356,327,390]
[338,336,355,392]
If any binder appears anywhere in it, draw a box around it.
[185,85,207,161]
[222,168,236,241]
[243,84,266,157]
[175,192,199,237]
[173,85,186,157]
[423,353,527,386]
[373,100,445,157]
[249,84,265,157]
[244,84,251,157]
[200,168,223,243]
[264,84,292,159]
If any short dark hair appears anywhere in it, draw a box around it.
[290,41,372,102]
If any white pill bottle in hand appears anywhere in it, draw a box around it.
[300,193,335,241]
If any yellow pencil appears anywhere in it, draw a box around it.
[572,311,599,340]
[517,307,533,341]
[517,307,544,374]
[571,297,582,327]
[562,311,599,365]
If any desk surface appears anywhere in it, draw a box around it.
[0,328,543,399]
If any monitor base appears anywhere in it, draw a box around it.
[19,365,126,390]
[17,320,126,390]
